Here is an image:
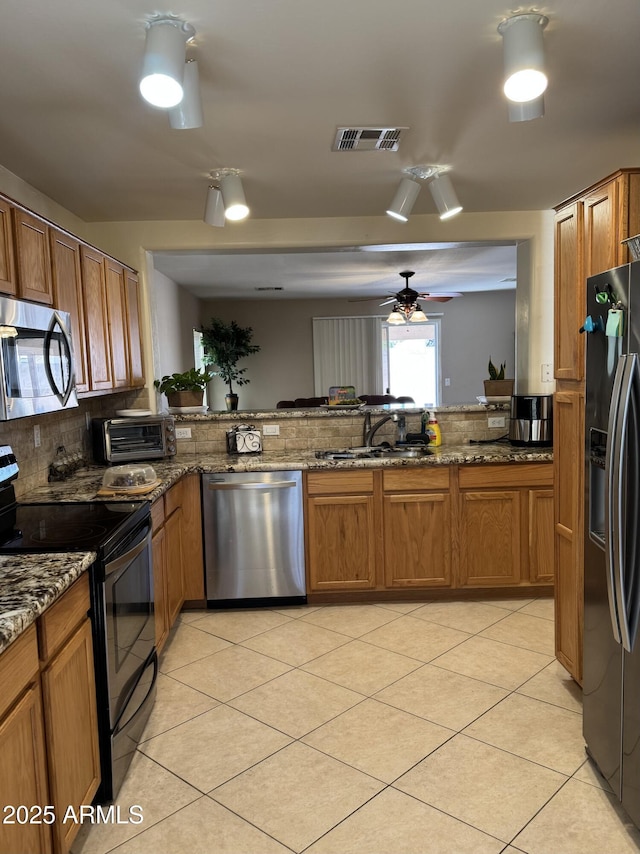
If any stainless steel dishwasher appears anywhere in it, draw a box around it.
[202,470,306,605]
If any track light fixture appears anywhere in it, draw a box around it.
[386,178,421,222]
[203,186,225,227]
[498,13,549,104]
[508,94,545,123]
[140,16,195,109]
[398,165,463,221]
[208,169,250,222]
[169,60,203,128]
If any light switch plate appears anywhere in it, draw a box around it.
[263,424,280,436]
[488,416,506,428]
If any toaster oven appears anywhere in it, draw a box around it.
[92,416,176,464]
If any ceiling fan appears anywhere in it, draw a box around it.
[350,270,463,306]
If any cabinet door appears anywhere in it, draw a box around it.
[13,209,53,304]
[383,492,451,587]
[152,526,169,654]
[0,683,52,854]
[583,181,619,278]
[104,258,129,389]
[181,473,205,601]
[307,494,376,590]
[80,246,112,391]
[554,389,584,682]
[41,618,100,854]
[529,488,554,583]
[165,508,185,626]
[0,198,16,295]
[554,202,584,381]
[50,229,89,393]
[125,270,144,387]
[459,490,521,586]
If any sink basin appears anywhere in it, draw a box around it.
[315,445,432,461]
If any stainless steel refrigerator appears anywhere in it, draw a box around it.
[584,259,640,828]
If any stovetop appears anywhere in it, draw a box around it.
[0,500,150,555]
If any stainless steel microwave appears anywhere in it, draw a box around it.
[0,294,77,420]
[92,416,176,464]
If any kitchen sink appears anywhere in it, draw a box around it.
[316,445,433,461]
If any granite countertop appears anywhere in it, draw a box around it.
[0,552,96,654]
[1,441,552,656]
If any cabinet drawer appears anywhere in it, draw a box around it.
[458,463,553,489]
[165,480,184,517]
[38,574,90,663]
[306,470,374,495]
[151,496,165,531]
[383,467,450,492]
[0,625,39,719]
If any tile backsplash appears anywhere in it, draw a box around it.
[1,389,149,499]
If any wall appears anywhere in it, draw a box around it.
[149,265,202,388]
[199,290,516,410]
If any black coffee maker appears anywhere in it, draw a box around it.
[508,395,553,446]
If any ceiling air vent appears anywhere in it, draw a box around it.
[333,127,408,152]
[255,286,283,291]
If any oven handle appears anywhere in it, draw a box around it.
[105,527,151,579]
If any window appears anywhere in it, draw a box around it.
[383,317,441,406]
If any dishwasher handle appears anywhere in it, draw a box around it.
[206,479,296,491]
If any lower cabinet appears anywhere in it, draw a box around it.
[152,474,205,653]
[305,462,554,596]
[0,574,100,854]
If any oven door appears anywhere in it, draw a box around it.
[0,295,78,420]
[104,524,155,728]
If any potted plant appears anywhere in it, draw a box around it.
[154,367,214,409]
[200,318,260,411]
[484,357,514,398]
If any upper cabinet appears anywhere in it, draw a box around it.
[0,199,16,296]
[12,208,53,304]
[0,192,146,398]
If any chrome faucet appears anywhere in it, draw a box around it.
[363,411,407,446]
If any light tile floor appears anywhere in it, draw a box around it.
[73,597,640,854]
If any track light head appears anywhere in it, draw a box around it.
[498,13,549,104]
[508,94,545,123]
[140,16,195,109]
[169,60,203,129]
[428,173,463,220]
[203,186,225,227]
[386,178,421,222]
[213,169,249,221]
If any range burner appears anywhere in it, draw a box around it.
[28,521,111,546]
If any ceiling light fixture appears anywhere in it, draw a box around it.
[139,16,195,109]
[169,60,203,128]
[402,166,463,221]
[386,178,420,222]
[212,169,250,221]
[498,13,549,104]
[508,94,545,122]
[203,186,225,227]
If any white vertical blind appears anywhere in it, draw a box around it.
[312,316,384,398]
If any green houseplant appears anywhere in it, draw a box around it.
[154,367,214,409]
[484,357,514,398]
[200,318,260,410]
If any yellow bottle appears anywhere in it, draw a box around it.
[427,414,442,447]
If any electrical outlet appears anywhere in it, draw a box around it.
[488,416,506,428]
[263,424,280,436]
[33,425,41,448]
[444,378,451,387]
[175,427,192,439]
[541,363,553,382]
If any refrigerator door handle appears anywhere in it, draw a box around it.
[606,354,632,644]
[621,354,640,652]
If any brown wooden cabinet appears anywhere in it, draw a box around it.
[306,471,378,591]
[382,468,452,588]
[0,197,17,296]
[104,258,130,389]
[553,168,640,683]
[0,626,51,854]
[50,228,89,392]
[125,270,145,388]
[80,245,113,391]
[38,574,100,854]
[12,208,53,304]
[181,473,205,602]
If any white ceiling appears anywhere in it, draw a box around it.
[0,0,638,297]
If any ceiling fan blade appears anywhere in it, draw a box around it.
[348,294,395,303]
[378,297,397,306]
[419,291,464,302]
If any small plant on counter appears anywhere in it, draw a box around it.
[487,357,506,380]
[153,367,214,395]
